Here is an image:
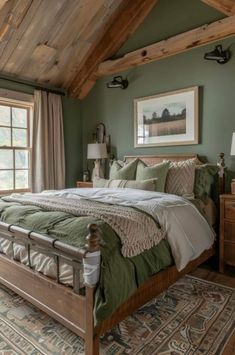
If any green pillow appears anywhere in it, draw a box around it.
[136,160,170,192]
[109,159,138,180]
[94,177,158,191]
[194,164,219,198]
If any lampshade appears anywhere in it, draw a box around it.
[231,132,235,156]
[87,143,107,159]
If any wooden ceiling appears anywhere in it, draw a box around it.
[0,0,157,98]
[0,0,234,99]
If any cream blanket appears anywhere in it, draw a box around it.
[3,194,165,258]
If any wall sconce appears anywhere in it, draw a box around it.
[106,76,128,89]
[204,44,231,64]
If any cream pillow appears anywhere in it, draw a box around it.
[165,159,196,198]
[94,177,158,191]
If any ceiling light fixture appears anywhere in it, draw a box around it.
[204,44,231,64]
[106,76,129,89]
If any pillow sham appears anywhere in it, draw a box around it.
[136,160,170,192]
[93,177,158,191]
[194,164,219,198]
[109,159,138,180]
[165,159,196,198]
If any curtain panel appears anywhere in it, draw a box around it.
[32,90,65,192]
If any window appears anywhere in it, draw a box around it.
[0,100,32,193]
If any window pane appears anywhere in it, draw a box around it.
[0,170,13,190]
[0,105,10,126]
[0,149,13,169]
[15,170,28,189]
[0,127,11,146]
[12,128,27,147]
[12,107,27,128]
[15,150,29,169]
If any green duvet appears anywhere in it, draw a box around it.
[0,200,173,325]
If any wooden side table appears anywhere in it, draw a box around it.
[220,194,235,273]
[76,181,93,188]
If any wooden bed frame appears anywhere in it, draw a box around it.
[0,154,225,355]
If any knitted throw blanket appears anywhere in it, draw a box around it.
[4,195,165,258]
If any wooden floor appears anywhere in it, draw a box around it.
[191,266,235,355]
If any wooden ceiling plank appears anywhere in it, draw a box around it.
[201,0,235,16]
[97,15,235,78]
[0,0,7,11]
[45,0,123,87]
[68,0,158,98]
[1,0,67,76]
[0,0,43,69]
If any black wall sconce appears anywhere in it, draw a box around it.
[106,76,129,89]
[204,44,231,64]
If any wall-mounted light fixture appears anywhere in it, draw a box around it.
[106,76,128,89]
[204,44,231,64]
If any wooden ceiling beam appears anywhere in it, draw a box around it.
[201,0,235,16]
[68,0,158,99]
[97,15,235,78]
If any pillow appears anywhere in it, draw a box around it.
[136,160,170,192]
[109,159,138,180]
[165,159,196,198]
[194,164,219,198]
[93,177,158,191]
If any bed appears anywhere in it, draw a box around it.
[0,154,225,355]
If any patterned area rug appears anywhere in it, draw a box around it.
[0,275,234,354]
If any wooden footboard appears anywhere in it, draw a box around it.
[0,220,215,355]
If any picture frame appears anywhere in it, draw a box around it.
[134,86,199,147]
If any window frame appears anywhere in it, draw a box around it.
[0,98,33,194]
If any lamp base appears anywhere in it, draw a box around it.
[91,160,104,181]
[231,180,235,194]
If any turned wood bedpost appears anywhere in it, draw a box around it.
[217,152,226,194]
[85,223,101,355]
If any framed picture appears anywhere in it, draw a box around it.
[134,86,199,147]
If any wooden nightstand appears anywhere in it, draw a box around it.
[220,194,235,273]
[76,181,93,188]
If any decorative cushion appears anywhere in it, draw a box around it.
[109,159,138,180]
[136,160,170,192]
[165,159,196,198]
[93,177,158,191]
[194,164,219,198]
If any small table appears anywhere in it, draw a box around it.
[76,181,93,188]
[220,194,235,272]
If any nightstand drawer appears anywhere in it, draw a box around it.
[224,200,235,220]
[76,181,93,188]
[224,242,235,267]
[224,222,235,242]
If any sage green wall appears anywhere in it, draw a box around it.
[0,78,82,187]
[81,0,235,177]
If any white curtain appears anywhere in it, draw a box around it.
[31,90,65,192]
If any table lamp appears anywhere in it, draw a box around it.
[231,132,235,194]
[87,143,107,180]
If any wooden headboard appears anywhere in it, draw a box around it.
[124,154,203,165]
[123,153,225,196]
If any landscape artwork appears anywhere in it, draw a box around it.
[134,87,198,147]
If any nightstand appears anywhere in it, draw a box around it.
[76,181,93,188]
[220,194,235,273]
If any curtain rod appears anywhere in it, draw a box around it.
[0,75,66,96]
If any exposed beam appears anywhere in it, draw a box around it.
[201,0,235,16]
[68,0,158,99]
[97,15,235,77]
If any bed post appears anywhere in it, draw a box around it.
[85,224,100,355]
[217,152,226,194]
